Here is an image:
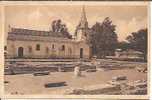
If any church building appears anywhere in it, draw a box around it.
[5,7,91,59]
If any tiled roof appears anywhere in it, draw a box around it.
[8,28,71,38]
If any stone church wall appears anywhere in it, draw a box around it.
[6,39,90,59]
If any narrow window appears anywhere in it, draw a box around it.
[36,44,40,51]
[4,46,7,50]
[61,45,65,51]
[52,44,55,49]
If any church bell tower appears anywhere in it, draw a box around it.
[75,6,89,41]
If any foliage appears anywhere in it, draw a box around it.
[117,41,132,51]
[126,28,147,61]
[51,19,72,39]
[90,17,118,58]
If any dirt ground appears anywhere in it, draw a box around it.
[5,68,147,95]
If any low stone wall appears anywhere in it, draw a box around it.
[5,58,91,62]
[64,84,121,95]
[5,63,96,75]
[5,54,90,59]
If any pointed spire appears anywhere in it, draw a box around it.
[81,5,87,23]
[79,5,88,29]
[75,5,89,41]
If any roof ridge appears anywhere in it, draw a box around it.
[11,27,50,33]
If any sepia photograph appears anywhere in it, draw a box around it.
[3,2,149,96]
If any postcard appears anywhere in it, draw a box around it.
[0,1,150,99]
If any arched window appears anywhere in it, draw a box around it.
[52,44,55,49]
[18,47,24,57]
[36,44,40,51]
[28,46,32,53]
[61,45,65,51]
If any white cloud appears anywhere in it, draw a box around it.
[115,17,147,42]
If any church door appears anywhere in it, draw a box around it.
[80,48,83,58]
[18,47,24,58]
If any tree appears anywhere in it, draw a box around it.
[51,19,72,39]
[117,41,132,51]
[126,28,147,61]
[51,20,56,32]
[90,17,118,58]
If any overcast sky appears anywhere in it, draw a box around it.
[5,4,148,41]
[0,6,2,36]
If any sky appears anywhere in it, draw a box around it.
[4,4,148,41]
[0,6,2,38]
[0,6,4,48]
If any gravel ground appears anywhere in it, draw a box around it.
[5,68,147,95]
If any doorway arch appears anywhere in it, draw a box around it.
[18,47,24,58]
[80,48,83,58]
